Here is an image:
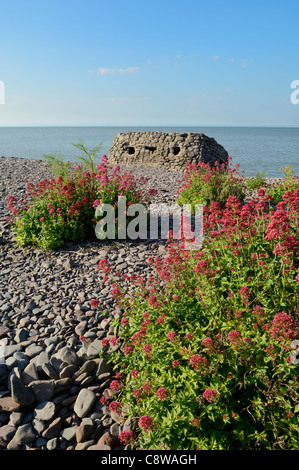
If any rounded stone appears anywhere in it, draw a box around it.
[10,374,35,407]
[59,346,80,366]
[14,423,36,445]
[74,389,96,418]
[33,401,56,421]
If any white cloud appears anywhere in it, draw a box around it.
[212,55,220,60]
[95,66,139,75]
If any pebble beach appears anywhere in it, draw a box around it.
[0,156,282,450]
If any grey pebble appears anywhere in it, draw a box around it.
[74,389,96,418]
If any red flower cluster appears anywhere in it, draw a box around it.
[119,430,135,445]
[139,415,153,432]
[270,312,298,343]
[189,354,209,371]
[228,330,244,350]
[201,337,218,354]
[90,299,99,308]
[109,400,122,413]
[156,387,170,400]
[110,380,122,391]
[167,331,177,343]
[202,388,218,403]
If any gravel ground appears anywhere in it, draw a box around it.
[0,156,282,450]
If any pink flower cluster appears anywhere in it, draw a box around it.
[109,400,122,413]
[156,387,170,401]
[202,388,218,403]
[270,312,298,343]
[119,430,135,445]
[189,354,209,371]
[201,337,218,354]
[228,330,244,350]
[167,331,177,343]
[110,380,122,391]
[139,415,153,432]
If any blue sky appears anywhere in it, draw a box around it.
[0,0,298,126]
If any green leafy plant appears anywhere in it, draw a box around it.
[267,165,299,203]
[176,158,245,212]
[72,140,103,174]
[97,188,299,450]
[43,153,71,182]
[245,171,266,190]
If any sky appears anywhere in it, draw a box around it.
[0,0,299,127]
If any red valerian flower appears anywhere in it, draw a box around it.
[143,344,152,357]
[110,380,122,391]
[142,380,153,394]
[109,401,122,413]
[139,415,153,431]
[201,337,218,354]
[167,331,177,343]
[90,299,99,308]
[172,360,180,368]
[124,345,134,355]
[101,338,109,347]
[80,336,90,344]
[119,430,135,445]
[156,387,170,400]
[239,286,250,303]
[98,258,111,274]
[270,312,298,342]
[228,330,244,350]
[202,388,218,403]
[189,354,208,371]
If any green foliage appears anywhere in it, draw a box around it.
[176,158,245,212]
[43,153,71,182]
[72,140,103,174]
[245,171,266,190]
[267,165,299,203]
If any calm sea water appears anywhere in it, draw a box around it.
[0,126,298,178]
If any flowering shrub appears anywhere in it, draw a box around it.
[7,167,99,249]
[7,155,157,249]
[176,157,245,211]
[102,188,299,450]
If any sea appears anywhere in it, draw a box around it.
[0,126,298,178]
